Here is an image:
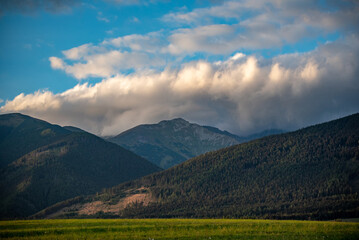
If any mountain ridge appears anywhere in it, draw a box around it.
[0,113,71,168]
[37,113,359,220]
[106,118,283,169]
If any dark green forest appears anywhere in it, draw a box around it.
[39,113,359,220]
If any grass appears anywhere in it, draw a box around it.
[0,219,358,240]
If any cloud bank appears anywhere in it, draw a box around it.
[2,37,358,136]
[1,0,358,136]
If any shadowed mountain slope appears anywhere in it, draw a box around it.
[0,113,70,168]
[0,113,161,219]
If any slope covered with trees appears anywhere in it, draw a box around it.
[40,113,359,220]
[0,113,161,219]
[0,113,70,168]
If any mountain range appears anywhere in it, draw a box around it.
[0,113,161,219]
[107,118,283,169]
[37,113,359,220]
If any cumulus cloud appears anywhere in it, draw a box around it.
[2,91,61,111]
[49,32,169,80]
[50,43,165,79]
[49,57,66,70]
[64,50,164,79]
[3,37,359,136]
[62,44,93,60]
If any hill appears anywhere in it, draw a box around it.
[0,113,161,219]
[38,113,359,220]
[107,118,243,169]
[0,113,70,168]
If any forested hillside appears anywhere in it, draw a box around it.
[0,113,161,219]
[39,113,359,220]
[0,113,70,168]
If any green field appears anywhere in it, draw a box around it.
[1,219,358,240]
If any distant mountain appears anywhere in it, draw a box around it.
[40,113,359,220]
[107,118,243,169]
[202,126,284,142]
[0,113,161,219]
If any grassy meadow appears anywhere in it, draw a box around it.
[1,219,359,240]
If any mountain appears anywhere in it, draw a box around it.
[38,113,359,220]
[63,126,86,133]
[202,126,284,142]
[0,113,70,168]
[106,118,243,169]
[0,113,161,219]
[107,118,284,169]
[242,129,285,141]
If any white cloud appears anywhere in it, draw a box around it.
[50,46,165,80]
[46,1,359,81]
[49,31,168,80]
[164,0,359,30]
[163,0,359,54]
[3,37,359,136]
[49,57,66,70]
[167,24,235,55]
[231,52,245,61]
[62,44,93,60]
[107,32,165,53]
[68,50,163,79]
[1,91,61,112]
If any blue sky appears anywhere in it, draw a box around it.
[0,0,197,100]
[0,0,358,136]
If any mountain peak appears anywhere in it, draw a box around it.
[108,118,241,169]
[158,118,189,125]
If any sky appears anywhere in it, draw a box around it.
[0,0,358,136]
